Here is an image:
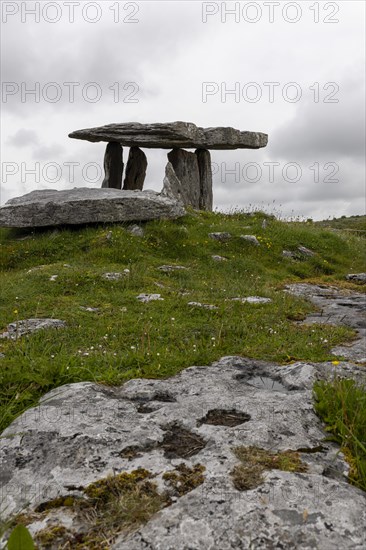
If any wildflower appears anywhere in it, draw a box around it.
[332,361,340,366]
[13,309,18,315]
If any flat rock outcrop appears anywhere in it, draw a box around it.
[0,188,185,228]
[69,121,268,150]
[286,283,366,364]
[0,356,365,549]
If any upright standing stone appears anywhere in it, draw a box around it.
[196,148,213,211]
[167,149,200,209]
[101,142,123,189]
[123,147,148,190]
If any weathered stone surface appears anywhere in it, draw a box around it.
[102,271,130,281]
[69,121,268,150]
[1,356,365,549]
[188,302,218,310]
[123,147,147,191]
[241,234,260,246]
[161,162,184,204]
[0,188,185,228]
[128,224,144,237]
[168,149,201,209]
[158,265,188,272]
[0,319,66,340]
[212,255,227,262]
[346,273,366,283]
[209,232,232,242]
[137,294,164,303]
[195,149,213,211]
[285,283,366,363]
[101,142,123,189]
[230,297,272,304]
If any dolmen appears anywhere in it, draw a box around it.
[0,122,268,228]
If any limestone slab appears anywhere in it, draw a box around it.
[69,121,268,150]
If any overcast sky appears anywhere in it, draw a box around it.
[1,0,365,219]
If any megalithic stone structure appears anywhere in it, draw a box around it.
[69,121,268,210]
[123,146,148,191]
[101,142,123,189]
[167,149,201,209]
[195,149,213,211]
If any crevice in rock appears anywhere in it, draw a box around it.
[197,409,251,427]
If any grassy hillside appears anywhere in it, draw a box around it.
[1,210,365,435]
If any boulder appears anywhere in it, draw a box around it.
[123,147,147,191]
[69,121,268,150]
[1,356,365,549]
[0,188,185,228]
[101,142,123,189]
[167,149,201,209]
[195,148,213,211]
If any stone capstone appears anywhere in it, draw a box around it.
[101,142,123,189]
[0,188,186,228]
[1,356,365,549]
[167,149,201,209]
[123,147,147,191]
[69,121,268,150]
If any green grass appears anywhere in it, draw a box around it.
[314,378,366,491]
[0,212,365,443]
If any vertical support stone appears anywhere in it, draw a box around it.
[123,147,148,191]
[167,149,200,209]
[195,148,213,211]
[101,142,123,189]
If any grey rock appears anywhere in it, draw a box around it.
[80,307,100,313]
[188,302,218,311]
[168,149,201,209]
[101,142,123,189]
[0,319,66,340]
[137,294,164,303]
[282,250,296,259]
[231,297,272,304]
[102,271,130,281]
[346,273,366,283]
[128,225,144,237]
[211,255,227,262]
[0,188,185,228]
[298,245,316,257]
[285,283,366,363]
[195,149,213,211]
[208,232,231,242]
[123,147,147,191]
[158,265,188,273]
[240,234,260,246]
[161,161,184,204]
[1,356,364,550]
[262,219,268,229]
[0,353,5,359]
[69,121,268,150]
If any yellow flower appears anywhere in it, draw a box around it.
[332,361,340,366]
[13,309,18,315]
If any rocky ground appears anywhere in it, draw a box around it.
[0,283,365,549]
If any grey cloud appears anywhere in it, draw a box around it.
[6,128,39,147]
